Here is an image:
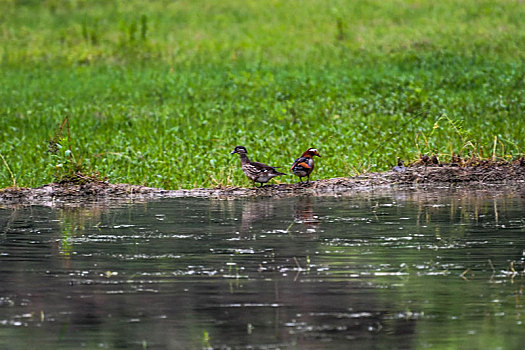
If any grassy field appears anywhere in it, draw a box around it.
[1,0,524,189]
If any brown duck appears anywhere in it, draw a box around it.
[231,146,286,187]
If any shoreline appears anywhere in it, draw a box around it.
[1,163,525,205]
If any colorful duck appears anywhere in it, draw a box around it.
[291,148,321,183]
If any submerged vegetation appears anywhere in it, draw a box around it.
[1,0,524,189]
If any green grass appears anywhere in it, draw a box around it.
[1,0,524,189]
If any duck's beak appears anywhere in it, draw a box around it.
[230,150,236,154]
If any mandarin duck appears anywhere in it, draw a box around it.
[231,146,286,187]
[291,148,321,183]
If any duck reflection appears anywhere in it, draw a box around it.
[240,199,276,238]
[238,196,322,238]
[292,196,321,234]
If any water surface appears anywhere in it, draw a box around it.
[1,189,524,349]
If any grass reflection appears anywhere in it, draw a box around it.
[56,206,103,257]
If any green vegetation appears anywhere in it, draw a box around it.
[1,0,524,189]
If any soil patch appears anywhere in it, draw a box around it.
[2,163,525,205]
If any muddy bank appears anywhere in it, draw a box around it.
[1,163,525,205]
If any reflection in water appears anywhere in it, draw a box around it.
[293,196,321,234]
[238,196,321,239]
[0,188,525,349]
[240,198,276,239]
[56,206,104,258]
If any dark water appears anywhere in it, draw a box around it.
[1,189,525,349]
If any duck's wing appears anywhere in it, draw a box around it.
[291,157,312,171]
[250,161,286,176]
[250,161,276,170]
[242,162,267,178]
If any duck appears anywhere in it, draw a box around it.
[231,146,286,187]
[291,148,321,183]
[392,158,406,172]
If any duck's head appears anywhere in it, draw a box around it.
[303,148,321,157]
[231,146,248,155]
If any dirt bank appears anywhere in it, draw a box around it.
[1,162,525,205]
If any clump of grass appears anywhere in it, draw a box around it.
[408,115,523,167]
[47,117,103,185]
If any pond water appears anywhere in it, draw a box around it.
[1,188,525,349]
